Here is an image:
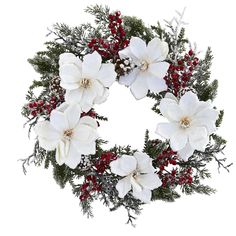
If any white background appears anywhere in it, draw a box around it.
[0,0,235,235]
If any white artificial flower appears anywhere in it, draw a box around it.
[110,152,162,203]
[156,91,219,161]
[59,51,117,112]
[118,37,169,99]
[34,102,98,169]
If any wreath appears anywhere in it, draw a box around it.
[21,5,232,225]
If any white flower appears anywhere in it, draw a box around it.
[156,92,219,161]
[34,103,98,169]
[110,152,162,203]
[118,37,169,99]
[59,51,117,112]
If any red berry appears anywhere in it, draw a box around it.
[169,159,177,165]
[188,49,194,56]
[111,28,117,34]
[31,110,37,117]
[102,43,108,49]
[91,38,97,44]
[187,176,193,184]
[115,11,121,17]
[28,103,34,109]
[117,18,122,24]
[32,102,38,108]
[109,14,115,21]
[88,42,93,48]
[193,61,198,66]
[38,100,44,106]
[160,165,165,171]
[184,54,190,60]
[171,73,179,80]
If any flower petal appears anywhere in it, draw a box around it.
[188,127,209,151]
[97,63,116,87]
[130,72,149,99]
[177,143,194,161]
[179,91,199,116]
[148,62,169,79]
[132,188,152,203]
[65,88,83,104]
[93,88,109,104]
[34,121,60,140]
[146,38,169,62]
[110,155,137,177]
[64,104,81,128]
[159,97,178,119]
[56,140,66,166]
[191,118,217,135]
[146,38,163,62]
[80,88,96,112]
[65,143,82,169]
[160,102,183,122]
[165,92,178,101]
[59,64,81,84]
[82,51,101,78]
[129,37,147,60]
[156,122,179,139]
[79,116,98,129]
[147,74,167,93]
[73,140,96,155]
[119,68,139,86]
[134,152,155,174]
[38,137,58,151]
[136,173,162,190]
[116,176,132,198]
[50,110,69,132]
[92,80,104,97]
[59,53,82,68]
[119,46,133,59]
[170,130,188,151]
[60,81,79,90]
[73,125,98,143]
[195,107,219,121]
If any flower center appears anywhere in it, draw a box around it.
[180,116,191,129]
[63,129,74,140]
[140,60,149,71]
[80,78,92,89]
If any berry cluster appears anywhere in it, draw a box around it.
[115,58,134,76]
[156,148,193,187]
[95,152,117,174]
[87,11,129,60]
[49,77,65,95]
[27,95,64,117]
[80,175,101,201]
[160,166,193,187]
[156,149,178,171]
[165,49,199,96]
[178,167,193,185]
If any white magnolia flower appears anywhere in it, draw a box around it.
[156,92,219,161]
[110,152,162,203]
[34,103,98,169]
[59,51,117,112]
[118,37,169,99]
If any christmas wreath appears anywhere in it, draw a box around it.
[21,5,232,225]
